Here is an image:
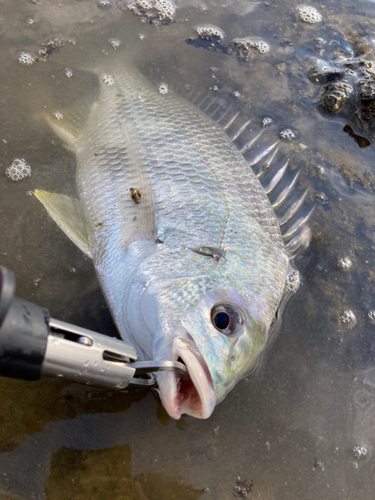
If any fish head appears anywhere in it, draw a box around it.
[139,248,279,420]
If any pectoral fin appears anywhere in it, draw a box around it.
[34,190,91,257]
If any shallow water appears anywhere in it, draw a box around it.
[1,0,375,498]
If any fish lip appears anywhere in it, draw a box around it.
[157,336,217,420]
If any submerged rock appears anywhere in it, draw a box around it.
[318,80,353,112]
[359,78,375,121]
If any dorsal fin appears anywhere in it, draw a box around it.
[182,88,314,259]
[158,84,314,258]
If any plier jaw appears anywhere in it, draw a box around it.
[44,319,189,390]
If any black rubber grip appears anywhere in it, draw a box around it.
[0,267,50,381]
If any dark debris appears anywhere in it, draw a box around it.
[130,188,142,204]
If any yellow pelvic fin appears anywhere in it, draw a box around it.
[34,190,91,257]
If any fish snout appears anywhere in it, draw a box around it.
[156,337,216,419]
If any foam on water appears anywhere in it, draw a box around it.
[18,51,34,65]
[297,5,323,24]
[97,0,112,9]
[262,117,274,127]
[285,270,300,294]
[232,38,270,59]
[339,310,356,324]
[5,159,31,182]
[128,0,176,22]
[280,128,296,140]
[337,257,352,270]
[102,74,114,85]
[108,38,121,49]
[159,83,169,94]
[353,445,368,458]
[195,24,225,40]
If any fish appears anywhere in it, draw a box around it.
[34,57,311,419]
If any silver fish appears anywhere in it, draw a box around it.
[35,59,309,419]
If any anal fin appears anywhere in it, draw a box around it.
[33,190,91,257]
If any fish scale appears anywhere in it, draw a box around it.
[35,57,298,418]
[81,62,288,373]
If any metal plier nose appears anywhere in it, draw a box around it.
[43,319,190,390]
[0,266,189,391]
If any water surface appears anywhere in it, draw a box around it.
[0,0,375,498]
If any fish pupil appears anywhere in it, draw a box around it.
[214,312,230,330]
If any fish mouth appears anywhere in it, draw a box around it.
[157,337,217,419]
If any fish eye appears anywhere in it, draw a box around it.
[211,304,243,335]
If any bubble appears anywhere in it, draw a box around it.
[233,38,270,58]
[139,34,145,40]
[316,192,329,204]
[53,112,63,120]
[128,0,176,22]
[297,5,323,24]
[285,269,300,294]
[353,445,368,459]
[108,38,121,49]
[339,310,356,324]
[262,117,273,128]
[69,268,76,273]
[102,74,114,86]
[130,0,152,9]
[44,37,64,49]
[159,83,169,95]
[64,68,73,78]
[26,18,35,26]
[337,257,352,270]
[195,24,225,40]
[280,128,296,140]
[233,90,241,98]
[97,0,111,8]
[251,41,269,54]
[5,159,32,182]
[18,51,34,65]
[154,0,176,20]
